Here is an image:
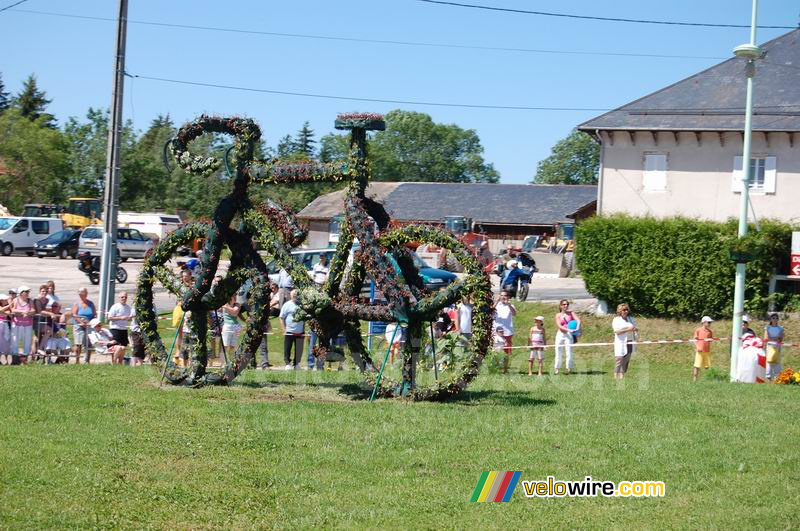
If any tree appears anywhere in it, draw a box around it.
[293,121,316,158]
[276,134,295,158]
[532,129,599,185]
[0,73,10,113]
[0,108,69,212]
[318,110,499,184]
[14,74,55,127]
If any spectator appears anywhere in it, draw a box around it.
[32,284,53,357]
[492,291,516,374]
[612,303,637,380]
[72,287,96,364]
[764,313,785,380]
[45,280,59,309]
[528,315,546,377]
[128,310,146,367]
[279,289,304,370]
[11,286,35,364]
[554,299,580,375]
[277,268,294,308]
[44,302,71,364]
[478,240,493,268]
[741,315,756,339]
[692,316,714,382]
[454,296,473,339]
[305,255,330,370]
[107,292,132,365]
[0,290,13,365]
[178,310,196,367]
[88,318,125,363]
[221,295,242,352]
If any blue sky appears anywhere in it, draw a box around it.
[1,0,797,184]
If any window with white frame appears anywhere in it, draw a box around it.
[642,153,667,191]
[732,156,776,194]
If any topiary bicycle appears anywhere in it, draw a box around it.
[135,113,492,400]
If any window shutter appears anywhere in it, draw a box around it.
[763,156,777,194]
[643,154,667,191]
[731,156,744,193]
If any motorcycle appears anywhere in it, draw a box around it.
[496,252,537,301]
[77,251,128,285]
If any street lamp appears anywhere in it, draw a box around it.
[730,0,761,381]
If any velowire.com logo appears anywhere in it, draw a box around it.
[470,471,522,502]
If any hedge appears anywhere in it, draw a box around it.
[575,215,794,318]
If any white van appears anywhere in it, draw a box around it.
[117,212,182,241]
[0,217,65,256]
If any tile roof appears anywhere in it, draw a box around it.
[297,182,597,226]
[578,29,800,132]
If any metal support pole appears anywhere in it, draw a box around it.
[730,0,760,381]
[99,0,128,319]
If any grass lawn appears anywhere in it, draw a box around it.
[1,302,799,528]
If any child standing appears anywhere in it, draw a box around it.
[528,316,546,376]
[764,313,785,380]
[692,316,714,381]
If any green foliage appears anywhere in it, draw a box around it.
[0,108,69,212]
[0,73,10,113]
[575,215,794,318]
[533,129,599,184]
[13,74,55,127]
[319,109,499,183]
[293,121,316,157]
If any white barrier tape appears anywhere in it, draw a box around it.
[499,337,732,350]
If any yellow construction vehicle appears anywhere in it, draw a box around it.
[61,198,102,229]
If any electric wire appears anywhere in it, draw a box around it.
[125,71,800,113]
[417,0,795,29]
[0,0,29,13]
[7,8,727,61]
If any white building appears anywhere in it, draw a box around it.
[578,29,800,224]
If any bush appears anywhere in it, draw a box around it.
[575,215,793,318]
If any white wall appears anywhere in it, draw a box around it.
[599,131,800,222]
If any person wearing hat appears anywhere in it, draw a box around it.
[740,315,756,340]
[88,317,125,364]
[692,316,715,381]
[0,289,13,364]
[10,285,35,363]
[528,315,547,377]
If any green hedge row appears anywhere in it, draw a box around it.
[575,215,794,318]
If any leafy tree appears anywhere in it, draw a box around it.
[63,107,136,198]
[318,110,499,184]
[294,121,316,158]
[533,129,599,185]
[0,108,69,212]
[0,73,10,113]
[14,74,55,127]
[121,114,176,211]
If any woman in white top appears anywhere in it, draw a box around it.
[492,291,516,373]
[611,303,637,380]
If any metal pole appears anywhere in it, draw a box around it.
[99,0,128,319]
[730,0,759,381]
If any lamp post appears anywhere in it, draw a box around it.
[730,0,761,380]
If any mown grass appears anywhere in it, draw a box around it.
[2,302,799,529]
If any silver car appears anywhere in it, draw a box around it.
[79,225,154,260]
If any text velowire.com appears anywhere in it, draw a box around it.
[523,476,665,498]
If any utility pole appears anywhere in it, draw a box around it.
[730,0,761,380]
[99,0,128,319]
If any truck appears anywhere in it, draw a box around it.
[117,212,183,241]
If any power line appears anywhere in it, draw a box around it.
[125,71,800,113]
[125,72,610,111]
[0,0,29,13]
[8,8,726,61]
[417,0,796,29]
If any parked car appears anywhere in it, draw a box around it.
[78,225,154,260]
[34,229,81,259]
[0,216,65,256]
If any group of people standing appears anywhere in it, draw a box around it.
[0,281,143,366]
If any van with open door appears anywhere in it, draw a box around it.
[0,217,65,256]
